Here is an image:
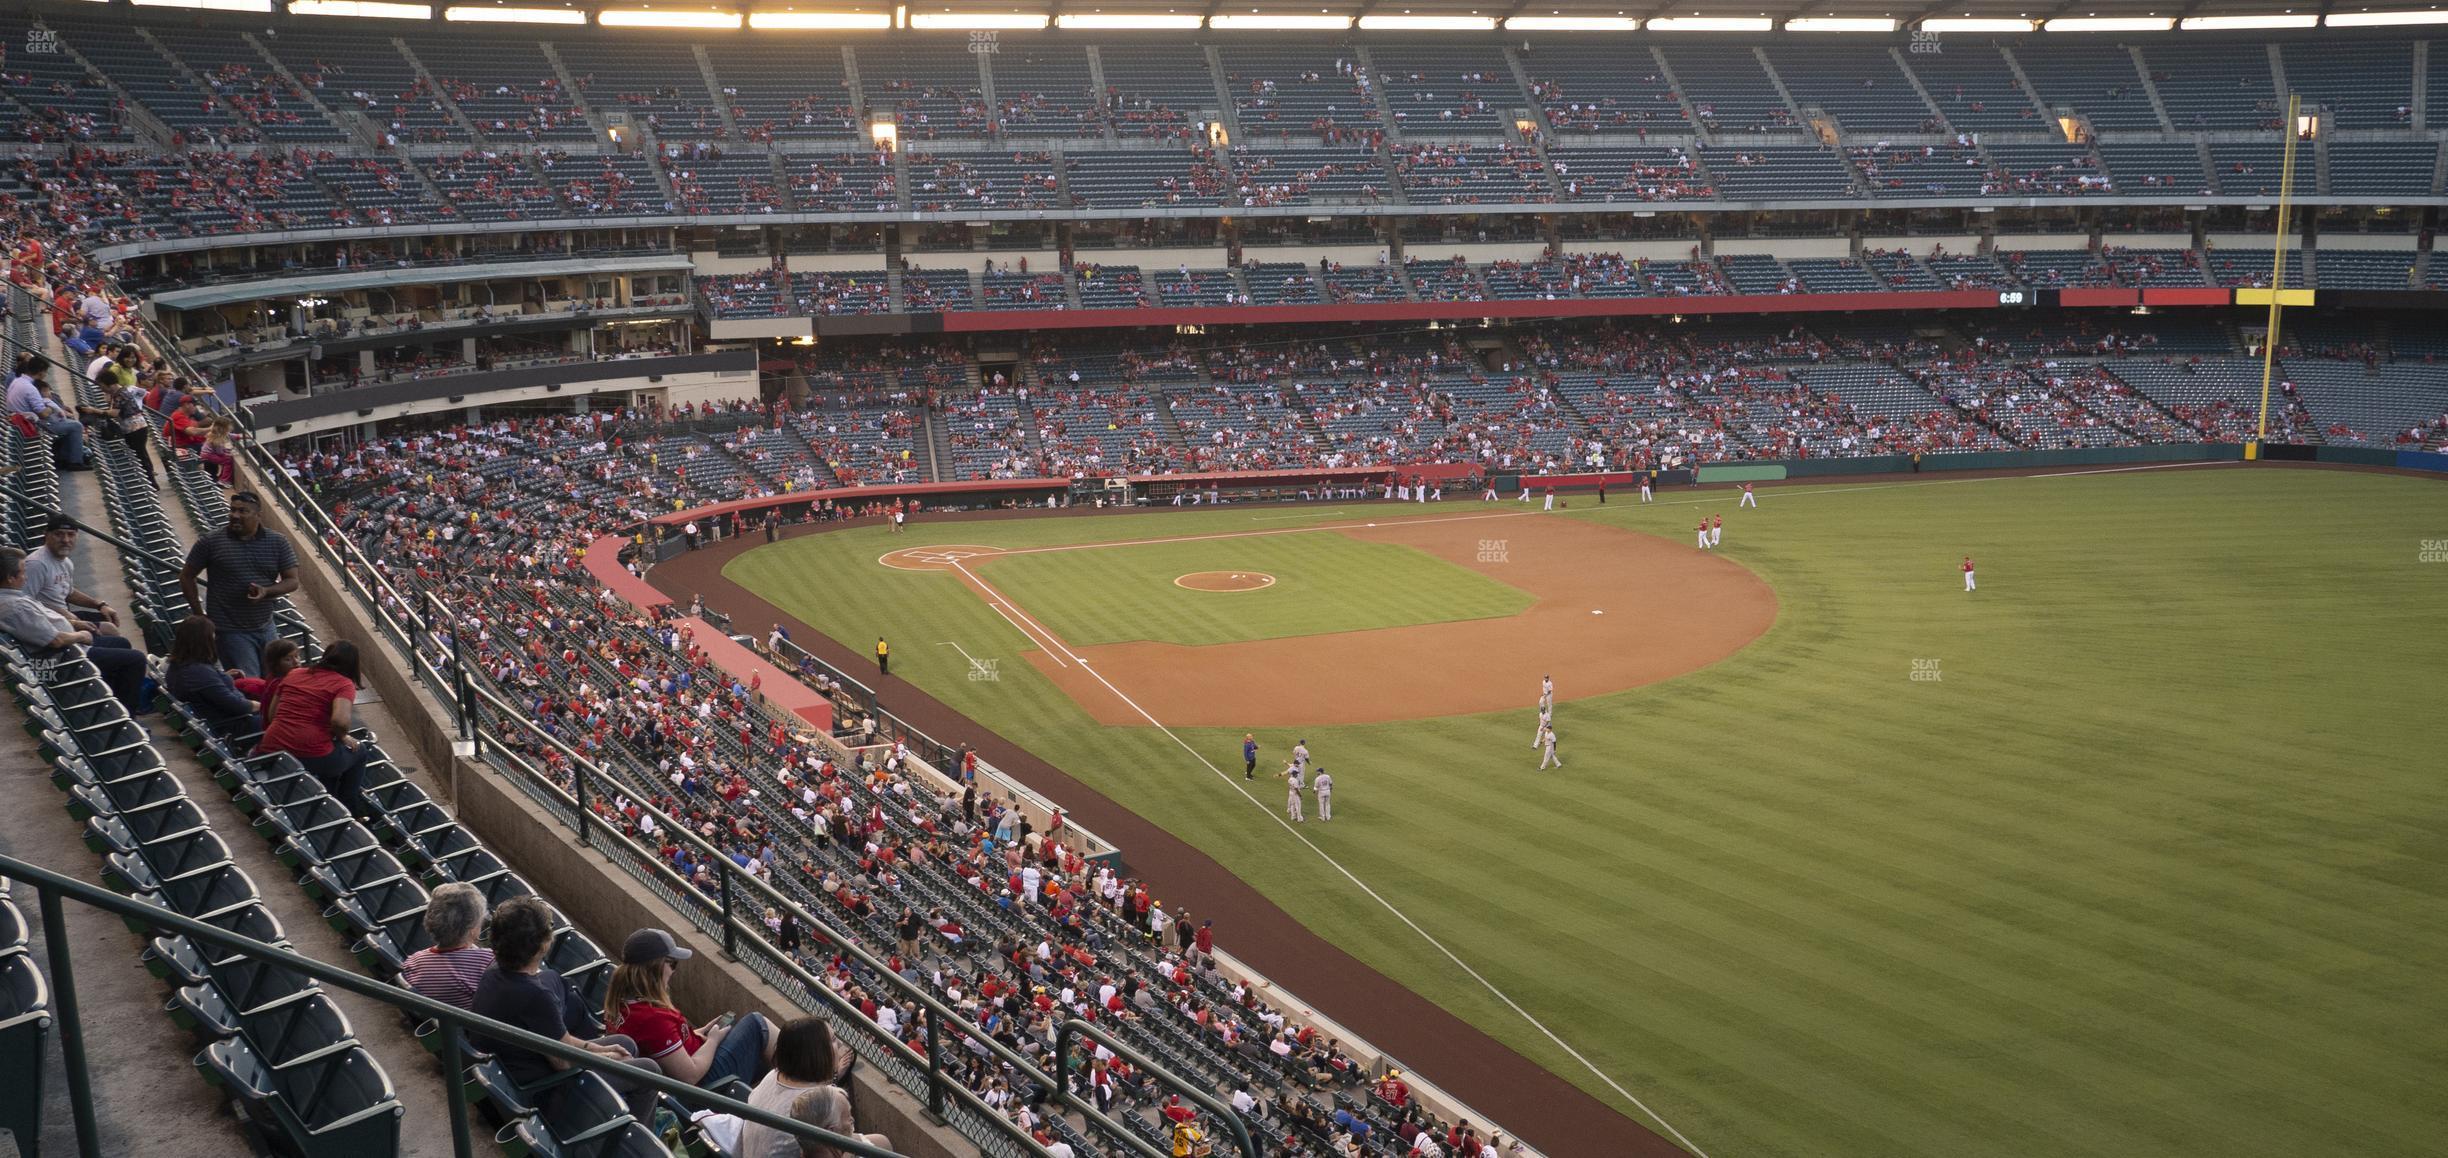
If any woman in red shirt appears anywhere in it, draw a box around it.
[253,641,374,820]
[601,928,776,1090]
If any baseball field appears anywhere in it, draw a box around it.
[716,463,2448,1158]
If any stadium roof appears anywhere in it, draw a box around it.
[115,0,2448,32]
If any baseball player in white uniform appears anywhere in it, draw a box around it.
[1738,482,1758,508]
[1696,519,1710,550]
[1290,740,1310,774]
[1709,515,1722,548]
[1537,725,1562,769]
[1282,765,1305,822]
[1481,479,1497,501]
[1639,474,1653,502]
[1529,702,1553,748]
[1312,769,1332,820]
[1540,674,1554,709]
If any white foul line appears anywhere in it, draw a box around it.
[958,575,1070,668]
[938,640,982,666]
[912,459,2225,1157]
[949,557,1712,1158]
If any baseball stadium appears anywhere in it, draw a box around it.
[0,3,2441,1158]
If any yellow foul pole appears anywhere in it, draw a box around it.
[2252,93,2303,459]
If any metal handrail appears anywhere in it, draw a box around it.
[146,312,1244,1158]
[0,471,184,572]
[0,852,904,1158]
[1057,1019,1262,1158]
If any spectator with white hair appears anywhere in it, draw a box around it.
[401,881,493,1010]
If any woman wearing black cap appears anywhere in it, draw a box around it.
[601,927,778,1089]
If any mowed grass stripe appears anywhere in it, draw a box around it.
[1327,763,2434,1136]
[741,472,2448,1158]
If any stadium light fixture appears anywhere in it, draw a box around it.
[1785,17,1897,31]
[1504,15,1640,29]
[1209,12,1352,27]
[2178,13,2317,29]
[1648,15,1772,30]
[749,10,894,27]
[132,0,271,11]
[1919,17,2037,32]
[1358,14,1498,29]
[1055,12,1203,27]
[445,4,589,22]
[2044,16,2176,31]
[2326,9,2448,25]
[600,7,743,25]
[290,0,434,16]
[908,11,1049,27]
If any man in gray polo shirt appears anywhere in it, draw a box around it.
[179,491,300,677]
[0,547,147,710]
[24,517,133,650]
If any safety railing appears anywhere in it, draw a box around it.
[135,312,1255,1158]
[1057,1019,1260,1158]
[223,433,1213,1158]
[0,852,903,1158]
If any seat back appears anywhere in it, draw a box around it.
[208,1037,403,1158]
[0,952,54,1158]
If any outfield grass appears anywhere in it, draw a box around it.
[729,468,2448,1158]
[972,533,1533,647]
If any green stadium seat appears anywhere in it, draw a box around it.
[197,1038,402,1158]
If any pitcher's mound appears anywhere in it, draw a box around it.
[1176,571,1276,592]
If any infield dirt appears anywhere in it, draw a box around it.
[937,512,1778,727]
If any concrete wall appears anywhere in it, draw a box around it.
[1397,241,1550,265]
[2317,235,2419,252]
[1862,234,1981,256]
[909,250,1061,274]
[1995,233,2093,252]
[1242,243,1392,268]
[1071,245,1232,270]
[2205,232,2303,253]
[1559,238,1706,261]
[1721,236,1852,259]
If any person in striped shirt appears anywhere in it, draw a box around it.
[402,883,494,1010]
